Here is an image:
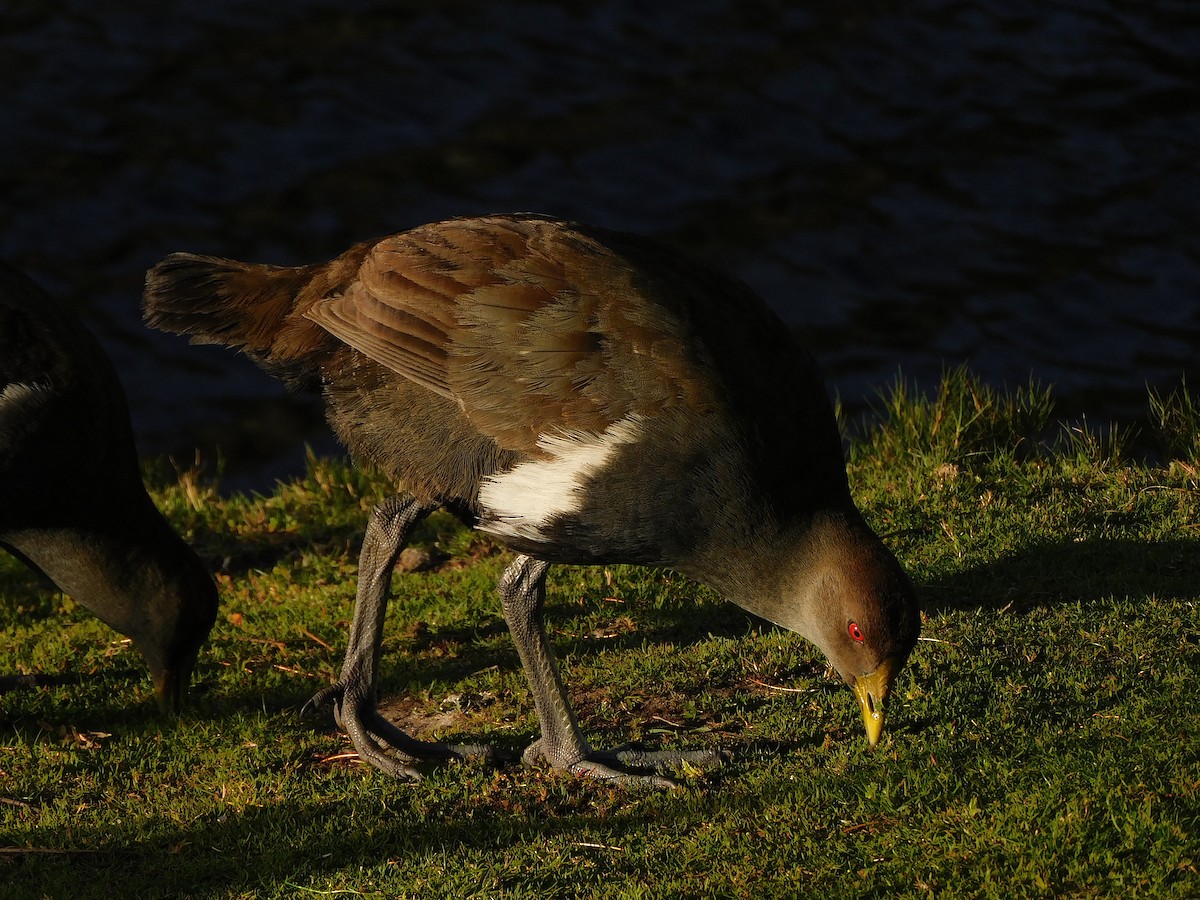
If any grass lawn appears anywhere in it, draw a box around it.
[1,371,1197,898]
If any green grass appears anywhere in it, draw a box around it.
[2,370,1198,898]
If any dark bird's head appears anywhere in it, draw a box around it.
[126,538,220,715]
[108,525,220,715]
[24,518,224,715]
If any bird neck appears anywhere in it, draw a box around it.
[678,507,873,642]
[3,512,215,676]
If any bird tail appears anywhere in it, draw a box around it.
[143,252,331,388]
[143,253,313,356]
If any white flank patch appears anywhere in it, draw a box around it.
[0,381,52,441]
[0,381,49,416]
[0,382,43,407]
[478,415,644,544]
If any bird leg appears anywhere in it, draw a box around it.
[307,493,493,778]
[499,555,721,789]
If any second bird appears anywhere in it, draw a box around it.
[143,214,920,786]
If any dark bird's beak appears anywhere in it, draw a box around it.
[852,656,900,748]
[152,666,187,715]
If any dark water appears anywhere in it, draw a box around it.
[3,0,1199,488]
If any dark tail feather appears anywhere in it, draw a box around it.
[142,253,312,356]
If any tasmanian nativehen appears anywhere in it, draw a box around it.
[143,214,919,785]
[0,263,218,711]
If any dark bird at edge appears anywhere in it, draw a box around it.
[143,214,919,785]
[0,263,218,712]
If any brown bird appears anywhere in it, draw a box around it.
[0,263,218,711]
[143,214,919,785]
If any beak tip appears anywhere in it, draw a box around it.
[852,657,900,749]
[863,713,884,749]
[153,670,184,715]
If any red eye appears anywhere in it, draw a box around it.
[848,621,865,643]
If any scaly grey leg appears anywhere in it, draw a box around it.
[307,493,492,778]
[499,555,721,789]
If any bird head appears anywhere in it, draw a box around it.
[808,516,919,747]
[759,510,920,748]
[130,542,219,715]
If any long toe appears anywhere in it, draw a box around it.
[439,741,503,764]
[311,680,500,779]
[534,745,723,790]
[353,728,498,780]
[601,745,726,773]
[568,758,682,790]
[350,739,426,781]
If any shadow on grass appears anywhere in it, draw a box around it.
[1,784,705,897]
[919,536,1200,616]
[0,561,52,601]
[0,672,93,692]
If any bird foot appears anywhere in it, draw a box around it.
[306,681,497,779]
[522,738,723,789]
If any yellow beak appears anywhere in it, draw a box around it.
[852,657,900,748]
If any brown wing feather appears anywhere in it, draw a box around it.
[304,233,466,400]
[305,216,718,453]
[308,280,455,400]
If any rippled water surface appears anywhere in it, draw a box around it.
[3,0,1198,486]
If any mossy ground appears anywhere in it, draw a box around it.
[2,370,1197,898]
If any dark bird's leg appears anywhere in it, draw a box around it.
[308,493,492,778]
[500,555,721,789]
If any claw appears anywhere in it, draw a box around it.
[303,682,342,719]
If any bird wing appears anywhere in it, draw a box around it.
[0,277,67,447]
[0,267,129,459]
[0,275,63,388]
[305,216,713,452]
[302,234,463,402]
